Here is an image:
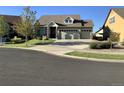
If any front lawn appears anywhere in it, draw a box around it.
[3,39,55,48]
[66,51,124,60]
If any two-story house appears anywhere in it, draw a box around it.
[95,8,124,42]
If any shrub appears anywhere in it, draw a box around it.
[90,41,112,49]
[99,42,111,49]
[90,42,99,49]
[11,36,24,44]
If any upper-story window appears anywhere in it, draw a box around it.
[64,17,74,24]
[65,20,68,23]
[109,16,115,24]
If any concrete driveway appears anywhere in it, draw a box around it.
[1,48,124,85]
[29,39,90,55]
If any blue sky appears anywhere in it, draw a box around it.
[0,6,123,32]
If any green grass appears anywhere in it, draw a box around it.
[3,39,55,48]
[27,39,55,45]
[66,51,124,60]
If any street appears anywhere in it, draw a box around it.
[0,48,124,85]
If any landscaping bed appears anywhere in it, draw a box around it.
[66,51,124,60]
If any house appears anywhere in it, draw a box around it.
[95,8,124,42]
[0,14,21,39]
[39,15,93,39]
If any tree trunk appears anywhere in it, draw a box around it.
[25,35,28,47]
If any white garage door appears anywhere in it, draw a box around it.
[60,30,80,39]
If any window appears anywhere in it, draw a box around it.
[109,16,115,24]
[65,19,72,24]
[65,20,68,23]
[69,20,72,23]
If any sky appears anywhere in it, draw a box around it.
[0,6,123,32]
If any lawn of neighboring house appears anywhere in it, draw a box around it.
[1,39,55,48]
[66,51,124,60]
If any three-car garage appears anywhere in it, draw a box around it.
[58,29,92,39]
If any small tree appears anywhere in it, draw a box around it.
[0,16,9,45]
[109,31,120,48]
[110,31,120,42]
[16,7,36,46]
[34,20,41,38]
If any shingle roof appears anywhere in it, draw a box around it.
[0,14,21,25]
[39,15,93,27]
[113,8,124,19]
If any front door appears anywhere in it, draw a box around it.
[49,27,56,38]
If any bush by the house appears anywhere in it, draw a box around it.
[90,41,112,49]
[11,36,25,44]
[99,42,111,49]
[90,42,98,49]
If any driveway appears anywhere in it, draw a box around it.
[29,39,90,55]
[1,48,124,85]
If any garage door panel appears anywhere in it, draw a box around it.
[81,31,91,39]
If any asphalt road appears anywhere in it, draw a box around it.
[0,48,124,86]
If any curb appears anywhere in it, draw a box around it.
[43,51,124,63]
[1,47,124,63]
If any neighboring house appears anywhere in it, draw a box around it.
[95,8,124,42]
[0,15,21,39]
[39,15,93,39]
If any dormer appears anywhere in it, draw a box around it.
[48,21,58,27]
[64,16,74,24]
